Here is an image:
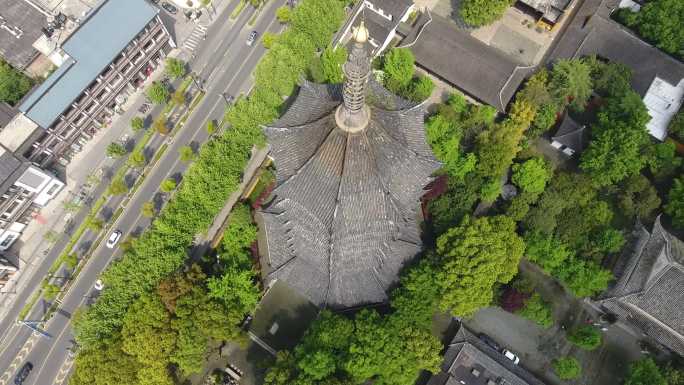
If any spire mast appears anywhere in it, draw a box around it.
[335,21,371,133]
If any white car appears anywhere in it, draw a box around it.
[105,230,122,249]
[502,349,520,365]
[94,279,104,291]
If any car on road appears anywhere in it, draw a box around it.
[478,333,502,352]
[246,30,258,46]
[502,349,520,365]
[14,362,32,385]
[94,279,105,291]
[161,2,177,14]
[105,230,122,249]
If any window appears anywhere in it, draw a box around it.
[0,234,16,248]
[46,184,60,196]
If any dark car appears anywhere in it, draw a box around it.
[161,2,177,14]
[14,362,33,385]
[246,30,258,46]
[478,333,502,352]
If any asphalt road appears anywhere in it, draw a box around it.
[0,0,285,383]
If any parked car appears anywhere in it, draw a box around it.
[105,230,122,249]
[94,279,105,291]
[14,362,32,385]
[502,349,520,365]
[478,333,502,352]
[246,30,258,46]
[161,2,177,14]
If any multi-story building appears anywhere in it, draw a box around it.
[0,0,175,168]
[0,145,63,271]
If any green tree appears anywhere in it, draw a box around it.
[319,46,346,84]
[511,157,551,194]
[147,81,170,104]
[476,99,536,180]
[646,140,682,181]
[408,75,435,102]
[382,48,415,93]
[131,116,145,131]
[276,6,292,23]
[160,178,177,193]
[625,358,667,385]
[70,340,140,385]
[669,110,684,142]
[107,176,128,196]
[262,32,278,49]
[43,283,62,301]
[141,201,155,218]
[127,149,146,168]
[106,142,127,158]
[62,200,82,213]
[480,178,501,203]
[86,216,104,231]
[436,215,525,317]
[206,120,217,135]
[617,174,661,221]
[553,357,581,380]
[165,58,187,79]
[588,58,632,97]
[523,232,571,273]
[555,256,612,297]
[171,88,186,106]
[206,268,259,315]
[179,145,195,163]
[43,230,60,244]
[516,293,553,328]
[519,69,553,107]
[0,59,33,105]
[580,91,651,186]
[459,0,512,27]
[566,325,602,350]
[549,58,592,111]
[220,204,257,259]
[666,178,684,229]
[617,0,684,58]
[530,103,558,138]
[153,115,168,135]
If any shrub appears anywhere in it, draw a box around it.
[147,81,170,104]
[131,116,145,131]
[516,293,553,328]
[106,142,127,158]
[553,357,581,380]
[566,325,602,350]
[165,58,186,79]
[160,178,177,193]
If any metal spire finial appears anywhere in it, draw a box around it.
[335,20,371,133]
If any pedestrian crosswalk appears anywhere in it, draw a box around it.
[183,23,207,52]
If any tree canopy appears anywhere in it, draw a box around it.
[459,0,512,27]
[617,0,684,59]
[511,157,551,194]
[147,81,170,104]
[625,359,668,385]
[436,215,524,317]
[0,59,33,105]
[548,58,593,111]
[165,58,186,79]
[666,178,684,229]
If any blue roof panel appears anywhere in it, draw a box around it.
[19,0,159,128]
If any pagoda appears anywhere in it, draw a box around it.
[260,23,440,309]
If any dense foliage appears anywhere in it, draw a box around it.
[553,357,581,380]
[516,293,553,328]
[379,48,435,102]
[566,325,602,350]
[666,178,684,229]
[459,0,513,27]
[0,59,32,105]
[165,58,187,79]
[624,358,668,385]
[616,0,684,59]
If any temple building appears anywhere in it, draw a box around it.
[258,23,440,309]
[592,216,684,355]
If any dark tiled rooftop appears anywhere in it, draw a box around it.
[0,0,46,69]
[409,14,532,111]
